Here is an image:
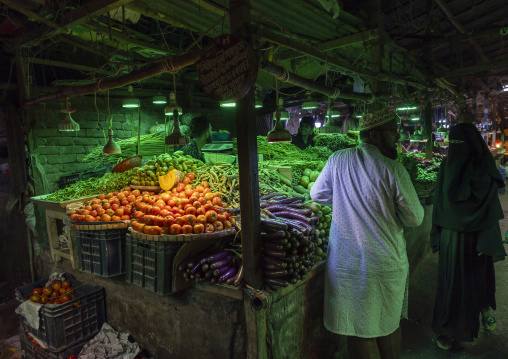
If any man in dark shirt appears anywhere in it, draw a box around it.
[182,116,211,163]
[292,116,315,150]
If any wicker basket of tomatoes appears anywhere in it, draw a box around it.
[129,181,236,242]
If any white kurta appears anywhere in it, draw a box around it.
[310,143,424,338]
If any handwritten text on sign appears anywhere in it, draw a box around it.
[198,34,258,102]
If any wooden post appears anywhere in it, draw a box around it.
[424,99,433,159]
[229,0,263,290]
[230,1,264,358]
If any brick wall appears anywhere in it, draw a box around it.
[28,96,169,193]
[27,96,239,194]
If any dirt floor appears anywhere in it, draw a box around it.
[400,194,508,359]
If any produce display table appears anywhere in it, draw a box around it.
[31,194,97,269]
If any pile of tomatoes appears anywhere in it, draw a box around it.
[69,187,141,223]
[23,280,80,306]
[130,180,234,235]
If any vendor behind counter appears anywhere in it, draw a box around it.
[292,116,315,150]
[182,116,212,163]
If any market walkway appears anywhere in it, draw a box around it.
[400,194,508,359]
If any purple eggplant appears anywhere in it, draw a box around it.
[264,278,288,287]
[264,242,285,251]
[260,218,288,231]
[274,211,311,223]
[263,249,286,258]
[261,192,285,201]
[219,266,238,282]
[210,256,231,270]
[264,269,289,278]
[265,206,312,216]
[261,230,287,240]
[213,264,233,277]
[204,251,230,264]
[264,256,287,267]
[278,196,305,204]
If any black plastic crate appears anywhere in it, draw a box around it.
[125,234,181,295]
[75,228,127,277]
[15,274,105,352]
[20,330,86,359]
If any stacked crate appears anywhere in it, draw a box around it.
[15,274,106,358]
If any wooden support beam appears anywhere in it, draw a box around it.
[22,0,134,46]
[434,58,508,78]
[407,27,501,50]
[22,57,114,76]
[260,27,377,79]
[261,60,381,101]
[0,0,62,29]
[434,0,489,63]
[84,22,173,56]
[278,29,379,61]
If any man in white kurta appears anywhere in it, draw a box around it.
[311,109,424,359]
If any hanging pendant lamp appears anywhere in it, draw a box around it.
[320,99,341,134]
[165,92,183,115]
[153,91,167,105]
[267,110,292,143]
[273,98,289,121]
[103,129,122,154]
[301,94,318,110]
[165,109,189,146]
[122,85,140,108]
[58,98,80,131]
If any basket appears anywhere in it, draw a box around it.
[129,227,236,242]
[112,156,142,173]
[75,228,127,277]
[15,274,105,352]
[125,234,181,295]
[20,330,86,359]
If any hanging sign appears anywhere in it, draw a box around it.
[198,34,258,102]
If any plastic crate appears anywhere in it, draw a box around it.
[20,330,86,359]
[15,274,105,352]
[75,228,127,277]
[125,234,181,295]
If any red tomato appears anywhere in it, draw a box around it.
[212,197,222,206]
[196,215,207,225]
[52,281,62,291]
[170,224,182,235]
[101,214,111,222]
[32,288,42,296]
[175,217,185,226]
[186,172,196,180]
[183,214,196,226]
[202,181,209,189]
[205,223,214,232]
[196,207,206,216]
[161,226,171,235]
[185,206,197,216]
[213,221,224,231]
[183,177,191,185]
[163,216,175,227]
[150,226,162,235]
[181,225,193,234]
[193,223,205,234]
[143,225,152,234]
[217,214,227,223]
[150,206,162,216]
[154,216,165,227]
[205,210,218,223]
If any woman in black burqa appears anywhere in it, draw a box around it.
[431,109,506,350]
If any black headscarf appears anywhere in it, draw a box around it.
[431,123,506,257]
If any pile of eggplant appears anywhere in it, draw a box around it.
[178,250,243,287]
[260,192,327,290]
[306,202,330,262]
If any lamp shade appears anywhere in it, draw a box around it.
[103,129,122,154]
[153,92,167,104]
[255,100,263,108]
[326,109,340,118]
[302,100,318,110]
[122,85,140,108]
[399,132,409,141]
[220,100,236,107]
[165,92,182,115]
[58,109,80,131]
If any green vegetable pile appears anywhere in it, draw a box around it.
[314,133,358,153]
[396,153,419,181]
[81,132,167,166]
[302,146,333,160]
[257,136,303,160]
[44,172,134,202]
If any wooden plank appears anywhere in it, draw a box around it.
[0,0,62,29]
[278,29,379,61]
[22,57,114,76]
[260,27,377,78]
[22,0,134,46]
